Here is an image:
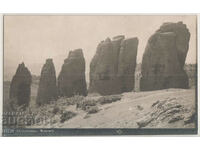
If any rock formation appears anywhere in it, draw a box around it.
[36,59,57,105]
[58,49,87,97]
[9,62,32,108]
[89,35,138,95]
[136,97,196,128]
[118,37,138,92]
[140,22,190,91]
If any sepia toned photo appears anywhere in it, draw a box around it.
[2,15,197,136]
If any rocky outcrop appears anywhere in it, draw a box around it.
[140,22,190,91]
[157,21,190,68]
[89,35,138,95]
[9,62,32,108]
[36,59,57,105]
[136,97,196,128]
[118,37,138,92]
[58,49,87,97]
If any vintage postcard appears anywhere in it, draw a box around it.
[2,15,198,136]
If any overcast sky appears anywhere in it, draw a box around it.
[4,15,197,81]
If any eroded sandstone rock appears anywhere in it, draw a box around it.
[157,21,190,68]
[118,37,138,92]
[58,49,87,97]
[89,35,138,95]
[140,22,190,91]
[36,59,57,105]
[9,62,32,108]
[136,98,196,128]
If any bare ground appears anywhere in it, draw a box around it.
[29,88,196,128]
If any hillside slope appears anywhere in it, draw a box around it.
[29,88,196,128]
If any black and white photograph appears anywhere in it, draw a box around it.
[2,15,197,136]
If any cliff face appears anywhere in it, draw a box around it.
[157,21,190,68]
[118,37,138,92]
[140,22,190,91]
[36,59,57,105]
[9,62,32,108]
[58,49,87,97]
[89,35,138,95]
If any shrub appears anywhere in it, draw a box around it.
[86,106,99,114]
[137,105,143,111]
[98,95,122,105]
[60,111,76,123]
[65,95,85,105]
[76,99,97,110]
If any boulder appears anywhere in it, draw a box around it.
[140,22,190,91]
[58,49,87,97]
[36,59,57,105]
[89,35,138,95]
[9,62,32,108]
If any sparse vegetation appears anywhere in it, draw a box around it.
[3,78,196,129]
[98,95,122,105]
[86,106,99,114]
[65,95,85,105]
[60,111,77,123]
[76,98,97,110]
[137,105,143,111]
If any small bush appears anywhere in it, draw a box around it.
[76,99,97,110]
[60,111,76,123]
[98,95,122,105]
[86,106,99,114]
[137,105,143,111]
[65,95,85,105]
